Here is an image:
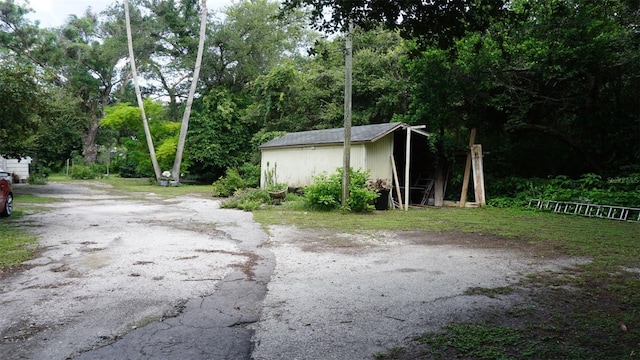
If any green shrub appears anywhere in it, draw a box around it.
[304,168,378,212]
[28,174,48,185]
[212,169,247,197]
[69,165,100,180]
[118,161,139,178]
[237,164,261,188]
[90,163,106,176]
[348,187,378,212]
[221,188,271,211]
[304,172,342,210]
[487,173,640,208]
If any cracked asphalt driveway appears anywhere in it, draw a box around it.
[0,182,273,360]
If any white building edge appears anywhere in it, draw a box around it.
[0,156,32,182]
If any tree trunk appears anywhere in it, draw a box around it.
[81,113,100,164]
[171,0,207,183]
[125,0,162,181]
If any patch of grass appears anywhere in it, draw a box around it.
[12,189,62,214]
[417,324,527,360]
[0,216,37,270]
[15,194,58,204]
[374,346,405,359]
[47,176,213,199]
[464,286,514,298]
[506,305,537,317]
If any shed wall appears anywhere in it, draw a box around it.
[261,144,366,188]
[0,157,31,181]
[364,135,394,183]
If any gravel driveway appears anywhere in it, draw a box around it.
[1,182,272,359]
[0,182,583,359]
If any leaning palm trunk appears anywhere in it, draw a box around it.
[125,0,161,181]
[171,0,207,184]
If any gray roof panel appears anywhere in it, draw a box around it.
[259,122,406,149]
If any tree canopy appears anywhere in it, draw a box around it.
[0,0,637,183]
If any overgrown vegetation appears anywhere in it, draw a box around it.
[6,0,638,184]
[211,165,261,197]
[487,173,640,208]
[212,169,247,197]
[305,168,379,212]
[220,188,271,211]
[69,164,106,180]
[27,174,48,185]
[214,167,380,213]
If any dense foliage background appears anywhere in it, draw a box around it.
[1,0,638,200]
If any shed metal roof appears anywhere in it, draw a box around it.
[259,122,406,149]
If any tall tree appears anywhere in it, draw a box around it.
[244,28,409,133]
[202,0,311,90]
[129,0,203,122]
[125,0,161,181]
[281,0,509,48]
[0,0,130,164]
[400,0,640,176]
[0,58,42,158]
[171,0,207,183]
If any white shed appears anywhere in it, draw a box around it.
[259,122,437,197]
[0,156,31,182]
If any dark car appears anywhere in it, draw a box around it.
[0,168,13,217]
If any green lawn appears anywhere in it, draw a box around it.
[48,174,213,198]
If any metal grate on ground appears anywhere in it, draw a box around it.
[528,199,640,222]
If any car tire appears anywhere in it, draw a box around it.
[1,193,12,217]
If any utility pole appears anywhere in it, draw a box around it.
[342,21,353,207]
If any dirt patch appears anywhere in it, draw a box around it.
[132,261,155,266]
[195,248,261,280]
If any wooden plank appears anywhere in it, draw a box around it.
[443,200,481,208]
[459,128,476,207]
[471,144,486,206]
[391,155,403,208]
[404,128,412,211]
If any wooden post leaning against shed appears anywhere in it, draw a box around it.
[459,128,477,207]
[391,155,403,208]
[404,127,412,211]
[471,144,486,206]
